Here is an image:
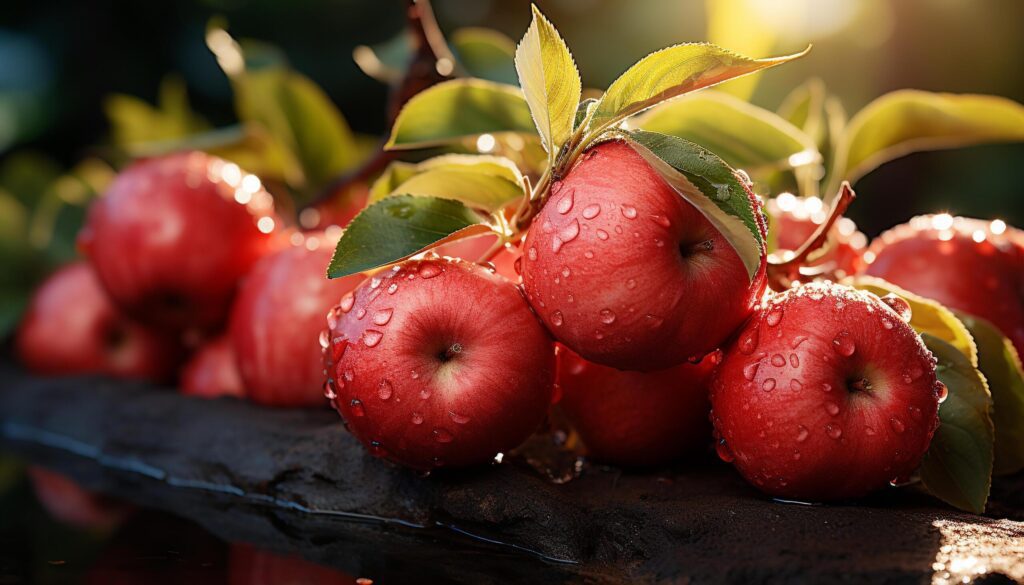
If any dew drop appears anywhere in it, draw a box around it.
[790,379,803,391]
[821,382,832,393]
[762,378,776,392]
[865,426,876,436]
[528,247,538,261]
[323,378,337,400]
[880,293,912,322]
[620,205,638,219]
[599,309,616,324]
[410,370,420,380]
[596,229,609,241]
[825,423,842,440]
[789,353,800,368]
[372,308,394,326]
[369,277,382,290]
[556,189,575,214]
[739,328,759,354]
[889,416,906,434]
[362,330,383,347]
[790,335,808,349]
[318,329,330,349]
[771,354,786,367]
[411,412,423,425]
[418,263,442,279]
[433,428,454,443]
[387,283,398,295]
[378,379,393,401]
[561,266,571,278]
[559,220,580,244]
[644,314,664,329]
[625,278,637,290]
[349,399,365,417]
[582,204,601,219]
[715,184,731,201]
[792,451,802,461]
[831,331,856,357]
[715,439,735,463]
[339,292,355,313]
[419,388,432,399]
[765,308,784,327]
[584,251,594,259]
[326,307,340,330]
[356,308,367,320]
[743,362,760,381]
[551,310,564,327]
[650,214,671,228]
[824,402,840,416]
[449,411,471,425]
[796,425,809,442]
[935,380,949,403]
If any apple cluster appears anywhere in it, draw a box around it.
[14,139,1022,504]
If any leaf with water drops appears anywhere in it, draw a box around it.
[385,79,536,150]
[624,129,763,280]
[586,43,809,136]
[848,276,978,367]
[829,91,1024,194]
[514,5,581,162]
[368,154,526,213]
[919,334,994,515]
[327,195,494,279]
[634,91,819,176]
[955,312,1024,476]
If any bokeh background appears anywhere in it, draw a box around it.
[2,0,1023,235]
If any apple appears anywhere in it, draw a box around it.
[230,231,364,408]
[521,140,767,371]
[323,256,555,469]
[28,467,128,530]
[766,192,867,277]
[863,214,1024,356]
[16,263,179,380]
[709,281,942,501]
[180,335,245,399]
[433,233,522,281]
[78,152,279,333]
[555,345,715,467]
[229,545,357,585]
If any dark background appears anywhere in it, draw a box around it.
[2,0,1023,235]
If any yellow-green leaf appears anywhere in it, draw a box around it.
[634,90,819,175]
[105,76,208,148]
[588,43,809,135]
[704,0,779,100]
[514,5,581,161]
[368,154,526,213]
[955,312,1024,476]
[831,91,1024,190]
[386,79,536,150]
[919,334,994,514]
[848,276,977,367]
[327,195,494,279]
[625,130,763,280]
[451,28,518,85]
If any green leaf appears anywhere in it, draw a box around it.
[352,33,410,84]
[327,195,494,279]
[0,152,62,209]
[588,43,810,135]
[451,28,518,85]
[831,91,1024,191]
[919,334,994,514]
[955,313,1024,476]
[368,154,525,213]
[386,79,536,150]
[624,129,763,280]
[573,98,598,132]
[848,276,978,367]
[777,78,826,138]
[105,76,209,148]
[634,90,819,174]
[514,5,581,162]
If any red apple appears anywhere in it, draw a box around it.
[323,256,555,469]
[16,263,178,380]
[229,545,356,585]
[863,214,1024,356]
[710,281,942,500]
[556,345,715,467]
[28,467,128,530]
[521,140,767,371]
[766,193,867,277]
[78,152,278,333]
[180,335,245,399]
[230,231,363,407]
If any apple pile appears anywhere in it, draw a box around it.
[13,6,1024,513]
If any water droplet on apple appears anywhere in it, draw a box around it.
[739,328,759,354]
[418,263,442,279]
[762,378,776,392]
[551,310,564,326]
[650,214,671,228]
[821,382,832,393]
[599,308,616,324]
[378,379,393,401]
[620,205,637,219]
[889,416,906,434]
[644,314,664,329]
[370,277,382,290]
[387,283,398,295]
[792,451,802,461]
[743,362,760,381]
[880,293,912,322]
[582,204,601,219]
[561,266,571,278]
[449,411,470,425]
[935,380,948,403]
[411,412,423,425]
[372,308,394,326]
[323,378,337,400]
[556,189,575,214]
[349,399,365,417]
[790,379,803,391]
[433,428,454,443]
[596,229,609,241]
[339,292,355,313]
[825,423,842,439]
[362,330,383,347]
[528,247,538,261]
[419,388,432,399]
[715,439,735,463]
[771,354,786,367]
[625,278,637,290]
[790,335,808,349]
[410,370,420,380]
[356,308,366,320]
[865,426,876,436]
[795,425,809,442]
[824,402,840,416]
[765,308,784,327]
[318,329,330,349]
[831,331,856,357]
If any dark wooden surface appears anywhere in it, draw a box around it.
[1,362,1022,584]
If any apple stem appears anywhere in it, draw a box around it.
[766,181,856,291]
